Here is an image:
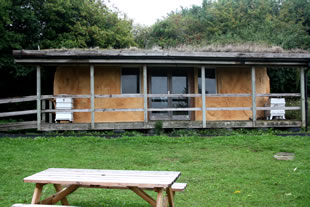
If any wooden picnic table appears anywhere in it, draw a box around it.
[24,168,181,207]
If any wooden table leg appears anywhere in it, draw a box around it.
[156,188,164,207]
[41,185,79,205]
[166,188,175,207]
[129,187,156,207]
[31,184,44,204]
[54,184,70,205]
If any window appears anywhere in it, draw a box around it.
[121,68,140,93]
[198,69,216,94]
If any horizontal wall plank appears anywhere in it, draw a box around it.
[39,93,301,101]
[44,108,204,113]
[148,108,202,112]
[205,94,250,97]
[255,120,302,127]
[41,123,91,131]
[96,94,143,98]
[95,108,144,112]
[44,108,200,112]
[0,96,37,104]
[205,107,251,111]
[41,106,301,113]
[148,94,201,98]
[0,121,37,131]
[43,109,91,113]
[42,95,90,99]
[0,110,37,117]
[39,120,302,131]
[256,93,301,97]
[256,106,301,110]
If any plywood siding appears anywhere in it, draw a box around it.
[54,66,144,123]
[54,66,269,123]
[195,67,270,121]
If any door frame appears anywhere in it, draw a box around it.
[148,67,192,121]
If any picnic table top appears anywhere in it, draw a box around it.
[24,168,181,189]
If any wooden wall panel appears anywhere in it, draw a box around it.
[195,67,270,121]
[54,66,270,123]
[54,66,144,123]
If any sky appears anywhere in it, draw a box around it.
[106,0,203,26]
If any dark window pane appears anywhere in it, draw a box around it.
[151,75,168,94]
[122,68,140,93]
[150,71,169,116]
[172,76,188,94]
[198,69,216,94]
[171,72,189,116]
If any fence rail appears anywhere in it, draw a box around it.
[0,93,301,104]
[0,96,37,104]
[0,93,302,119]
[0,110,37,118]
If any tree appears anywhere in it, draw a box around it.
[145,0,310,93]
[147,0,310,50]
[132,24,152,48]
[39,0,135,49]
[0,0,136,98]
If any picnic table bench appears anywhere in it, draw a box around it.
[17,168,186,207]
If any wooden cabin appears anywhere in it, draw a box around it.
[9,49,310,131]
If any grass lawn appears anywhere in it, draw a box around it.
[0,133,310,207]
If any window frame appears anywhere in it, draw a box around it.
[198,68,217,94]
[121,67,141,94]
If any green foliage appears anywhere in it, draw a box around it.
[0,0,136,98]
[268,68,301,92]
[170,129,199,137]
[39,0,135,49]
[132,24,152,48]
[143,0,310,93]
[154,120,163,135]
[147,0,310,49]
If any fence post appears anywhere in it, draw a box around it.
[49,100,53,123]
[251,66,256,127]
[201,66,206,128]
[42,100,46,122]
[90,65,95,129]
[36,65,41,130]
[300,67,306,127]
[143,65,148,125]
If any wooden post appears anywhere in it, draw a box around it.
[31,183,43,204]
[251,66,256,127]
[42,100,46,122]
[166,188,175,207]
[300,67,306,127]
[156,188,164,207]
[201,66,206,128]
[53,184,69,205]
[36,65,41,130]
[90,65,95,129]
[49,100,53,123]
[143,65,148,124]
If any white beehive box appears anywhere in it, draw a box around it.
[265,98,285,120]
[55,97,74,122]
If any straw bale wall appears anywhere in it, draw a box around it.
[54,66,269,123]
[54,66,144,123]
[194,67,270,120]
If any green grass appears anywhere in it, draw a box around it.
[1,134,310,207]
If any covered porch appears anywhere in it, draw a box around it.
[1,49,309,131]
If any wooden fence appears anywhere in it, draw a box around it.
[0,93,302,130]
